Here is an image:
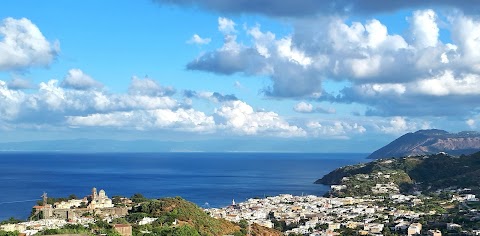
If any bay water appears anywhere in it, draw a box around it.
[0,152,367,220]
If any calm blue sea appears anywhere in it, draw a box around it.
[0,152,367,220]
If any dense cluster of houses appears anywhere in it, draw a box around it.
[206,193,437,235]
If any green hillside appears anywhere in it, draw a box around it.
[129,197,241,236]
[316,152,480,196]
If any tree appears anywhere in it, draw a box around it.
[315,223,328,230]
[89,220,121,236]
[238,219,248,229]
[37,211,44,220]
[233,231,246,236]
[0,230,19,236]
[272,219,287,231]
[111,218,129,224]
[0,217,22,225]
[337,227,356,235]
[173,225,200,236]
[112,195,125,206]
[131,193,148,203]
[383,226,396,236]
[126,212,148,223]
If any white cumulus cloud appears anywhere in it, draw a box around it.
[294,102,314,113]
[412,71,480,96]
[62,69,103,90]
[409,9,439,48]
[214,100,306,137]
[293,101,335,114]
[7,78,34,90]
[67,108,215,132]
[306,120,366,138]
[218,17,236,34]
[0,17,59,71]
[378,117,430,135]
[128,76,176,97]
[0,73,314,138]
[0,80,28,120]
[187,34,211,45]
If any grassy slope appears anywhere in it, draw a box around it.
[132,197,240,236]
[316,152,480,194]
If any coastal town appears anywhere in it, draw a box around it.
[1,188,131,236]
[2,179,480,236]
[207,191,477,236]
[202,157,480,236]
[3,153,480,236]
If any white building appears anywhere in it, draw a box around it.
[139,217,158,225]
[55,199,86,209]
[408,223,422,236]
[89,188,114,209]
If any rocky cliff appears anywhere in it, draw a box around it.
[368,129,480,159]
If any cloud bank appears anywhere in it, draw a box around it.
[0,70,312,138]
[154,0,480,17]
[185,11,480,117]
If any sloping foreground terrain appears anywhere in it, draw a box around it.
[129,197,281,236]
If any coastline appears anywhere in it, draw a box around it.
[0,152,368,221]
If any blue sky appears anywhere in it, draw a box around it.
[1,0,480,152]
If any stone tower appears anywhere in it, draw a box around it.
[92,187,98,201]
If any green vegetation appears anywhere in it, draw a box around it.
[89,220,122,236]
[0,230,19,236]
[129,196,241,236]
[36,223,121,236]
[335,170,412,197]
[310,152,480,234]
[112,195,128,207]
[35,194,78,206]
[36,224,92,235]
[250,223,282,236]
[0,218,22,225]
[4,192,279,236]
[131,193,148,203]
[317,152,480,195]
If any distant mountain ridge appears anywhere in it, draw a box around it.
[0,138,375,153]
[368,129,480,159]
